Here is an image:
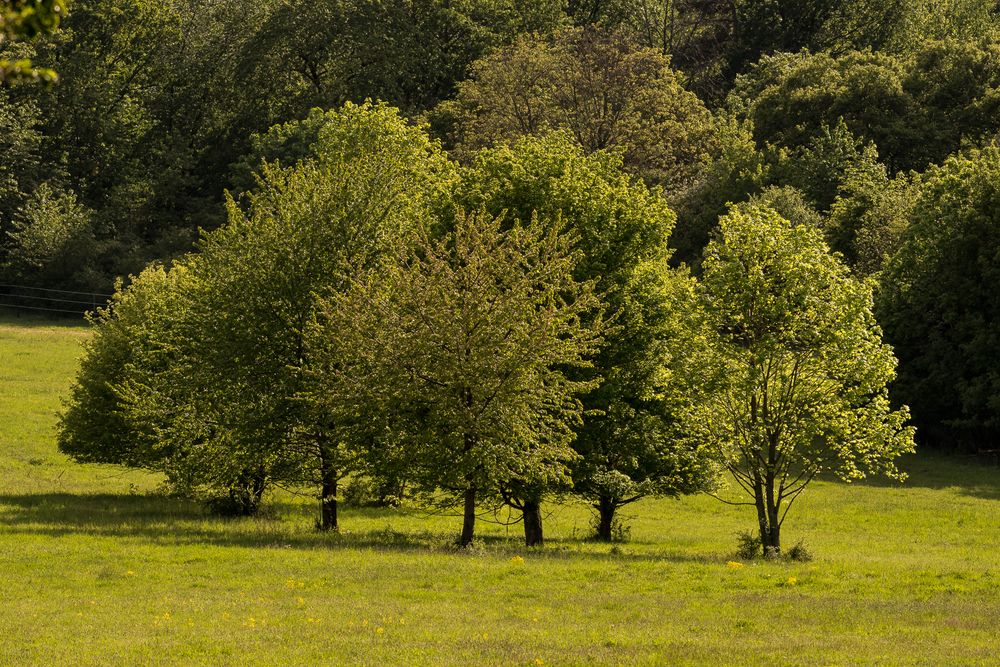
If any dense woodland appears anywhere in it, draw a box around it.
[3,1,1000,552]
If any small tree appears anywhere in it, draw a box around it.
[307,210,604,547]
[692,205,914,554]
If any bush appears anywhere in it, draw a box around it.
[786,539,814,562]
[735,529,762,560]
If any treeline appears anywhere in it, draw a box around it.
[2,1,999,536]
[58,103,914,555]
[3,1,1000,448]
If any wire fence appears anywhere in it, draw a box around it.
[0,283,113,317]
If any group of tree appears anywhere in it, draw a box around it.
[60,103,914,555]
[4,0,998,545]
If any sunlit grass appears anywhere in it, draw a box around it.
[1,315,998,665]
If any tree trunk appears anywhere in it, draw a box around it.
[319,466,338,532]
[460,486,477,547]
[317,441,338,531]
[753,475,769,555]
[596,495,616,541]
[753,476,782,555]
[522,497,543,547]
[765,494,781,554]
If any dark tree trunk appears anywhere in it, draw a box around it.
[318,441,338,531]
[319,466,338,532]
[753,475,768,555]
[522,497,543,547]
[460,486,477,547]
[596,495,617,541]
[754,475,782,555]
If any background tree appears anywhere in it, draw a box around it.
[463,132,717,540]
[308,210,604,547]
[727,42,1000,174]
[565,0,916,102]
[691,205,914,554]
[826,162,914,275]
[879,148,1000,449]
[4,183,101,290]
[435,27,719,194]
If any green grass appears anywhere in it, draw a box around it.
[1,315,998,665]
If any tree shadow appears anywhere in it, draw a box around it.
[0,492,712,564]
[853,452,1000,501]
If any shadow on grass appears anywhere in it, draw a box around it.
[853,452,1000,501]
[0,311,89,330]
[0,492,712,564]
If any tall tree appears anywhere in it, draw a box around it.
[307,210,605,547]
[463,133,717,541]
[435,26,719,194]
[879,148,1000,449]
[60,102,456,522]
[692,205,914,554]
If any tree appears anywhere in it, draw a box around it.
[60,102,456,523]
[879,148,1000,449]
[59,263,194,472]
[307,210,605,547]
[692,205,914,554]
[565,0,914,102]
[670,116,768,268]
[770,120,884,214]
[826,161,913,276]
[435,26,719,194]
[728,42,1000,174]
[463,132,717,541]
[4,183,101,291]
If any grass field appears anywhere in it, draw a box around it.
[1,314,998,665]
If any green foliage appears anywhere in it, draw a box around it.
[746,186,823,231]
[827,161,914,275]
[59,102,455,517]
[0,87,43,226]
[436,27,718,193]
[58,264,191,469]
[4,183,100,290]
[729,42,1000,173]
[0,0,66,81]
[691,206,915,550]
[734,529,762,560]
[243,0,566,116]
[462,132,718,526]
[771,120,884,213]
[670,116,769,266]
[879,148,1000,447]
[306,210,605,542]
[567,0,914,101]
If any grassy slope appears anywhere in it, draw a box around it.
[0,316,998,665]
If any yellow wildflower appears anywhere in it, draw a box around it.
[727,561,745,569]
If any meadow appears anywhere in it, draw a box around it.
[0,314,998,665]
